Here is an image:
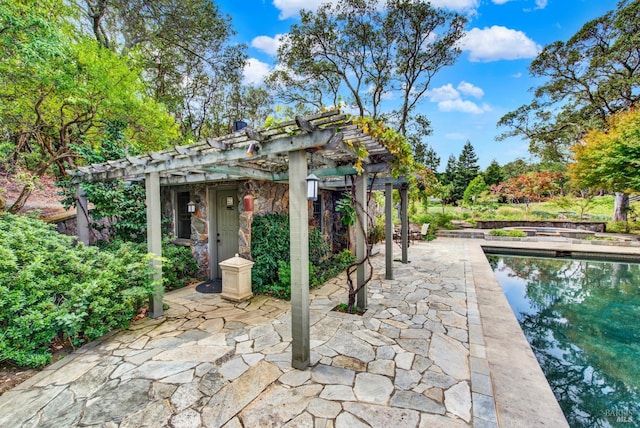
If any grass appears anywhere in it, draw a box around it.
[409,195,640,235]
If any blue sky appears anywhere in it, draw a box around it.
[215,0,614,171]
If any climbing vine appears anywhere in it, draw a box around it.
[350,116,415,177]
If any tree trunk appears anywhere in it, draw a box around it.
[613,192,629,222]
[8,185,34,214]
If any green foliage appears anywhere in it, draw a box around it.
[497,1,640,163]
[309,227,329,265]
[0,213,155,367]
[529,210,555,220]
[489,229,527,237]
[496,206,525,218]
[336,194,357,226]
[269,0,466,135]
[463,175,489,203]
[250,214,290,293]
[484,160,504,186]
[606,221,640,234]
[58,121,148,242]
[251,214,355,299]
[368,217,385,244]
[412,213,454,231]
[159,241,199,291]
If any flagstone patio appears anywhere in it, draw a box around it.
[0,238,585,427]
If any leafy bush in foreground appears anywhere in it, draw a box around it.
[0,213,156,367]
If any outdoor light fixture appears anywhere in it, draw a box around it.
[246,142,260,157]
[306,174,319,201]
[187,200,196,213]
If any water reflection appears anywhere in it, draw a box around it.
[488,255,640,428]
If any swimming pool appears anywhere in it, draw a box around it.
[487,254,640,427]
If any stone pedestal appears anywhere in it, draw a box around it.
[220,254,254,302]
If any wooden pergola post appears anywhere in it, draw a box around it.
[289,150,310,370]
[355,172,368,309]
[76,185,90,246]
[401,184,409,264]
[145,172,163,318]
[385,182,393,280]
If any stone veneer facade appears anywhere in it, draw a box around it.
[161,180,348,278]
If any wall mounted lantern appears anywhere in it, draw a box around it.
[246,142,260,157]
[187,200,196,213]
[306,174,319,201]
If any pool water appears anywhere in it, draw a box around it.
[487,255,640,428]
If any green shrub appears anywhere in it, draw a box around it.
[606,221,640,234]
[309,226,330,265]
[530,210,554,219]
[488,229,526,237]
[160,240,199,291]
[496,206,523,218]
[251,214,355,299]
[251,214,291,293]
[412,213,455,230]
[489,229,507,236]
[0,213,155,367]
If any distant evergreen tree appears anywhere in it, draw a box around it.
[442,154,457,186]
[451,141,479,203]
[422,145,441,173]
[484,159,504,186]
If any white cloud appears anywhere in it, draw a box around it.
[428,0,479,12]
[428,84,459,102]
[460,26,541,62]
[272,0,339,20]
[535,0,548,9]
[512,72,523,78]
[427,82,490,114]
[491,0,512,4]
[243,58,271,85]
[457,81,484,98]
[439,99,491,114]
[251,34,286,56]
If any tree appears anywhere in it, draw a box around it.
[483,159,504,186]
[495,172,564,216]
[501,158,535,180]
[463,175,489,205]
[268,0,465,135]
[450,141,480,203]
[441,155,457,186]
[431,180,453,215]
[570,108,640,221]
[0,1,179,213]
[497,0,640,219]
[81,0,249,139]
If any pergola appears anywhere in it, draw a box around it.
[72,109,412,370]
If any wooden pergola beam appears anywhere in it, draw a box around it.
[75,128,337,183]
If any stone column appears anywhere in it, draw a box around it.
[289,150,310,370]
[385,182,393,280]
[146,172,163,318]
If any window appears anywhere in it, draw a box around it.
[176,191,192,239]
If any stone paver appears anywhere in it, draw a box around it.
[0,238,575,427]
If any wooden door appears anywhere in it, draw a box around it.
[215,190,239,277]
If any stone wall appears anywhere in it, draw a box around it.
[475,220,606,232]
[52,213,112,244]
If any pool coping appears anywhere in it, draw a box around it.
[471,239,640,427]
